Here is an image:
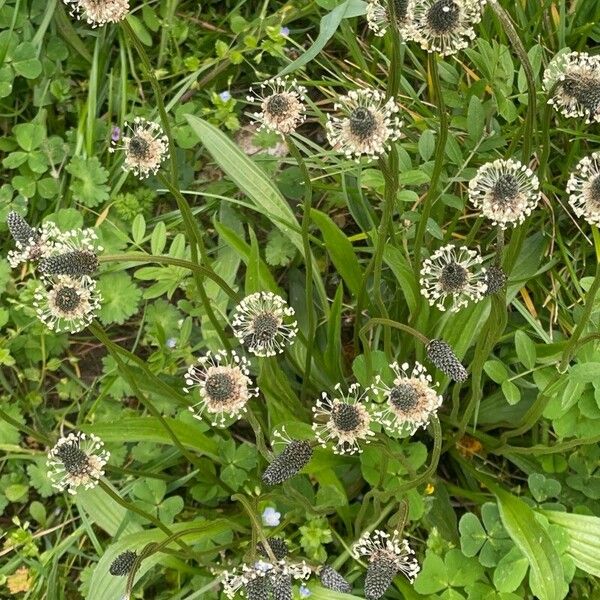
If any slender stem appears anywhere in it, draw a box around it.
[286,137,315,401]
[232,493,277,563]
[412,54,448,272]
[98,480,192,553]
[121,19,230,351]
[559,261,600,372]
[89,322,208,472]
[157,174,231,351]
[98,254,240,301]
[489,0,536,162]
[0,407,51,445]
[355,4,404,353]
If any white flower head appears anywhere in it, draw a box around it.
[222,560,310,599]
[231,292,298,357]
[544,51,600,124]
[34,275,102,334]
[7,212,60,269]
[405,0,486,56]
[110,117,169,179]
[372,361,442,436]
[47,432,109,495]
[38,227,102,281]
[63,0,130,27]
[366,0,411,37]
[468,158,540,229]
[326,88,403,161]
[567,152,600,228]
[419,244,487,312]
[312,383,375,455]
[353,529,420,589]
[246,77,307,135]
[183,350,258,426]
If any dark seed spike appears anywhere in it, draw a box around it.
[320,565,352,593]
[331,402,362,432]
[261,440,313,486]
[109,550,137,576]
[364,556,398,600]
[244,576,271,600]
[426,338,468,382]
[426,0,460,34]
[271,573,293,600]
[7,211,38,247]
[258,537,289,561]
[39,251,98,278]
[483,265,507,296]
[55,440,89,475]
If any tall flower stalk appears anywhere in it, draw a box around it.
[120,18,230,351]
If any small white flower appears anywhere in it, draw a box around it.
[246,77,307,135]
[63,0,130,27]
[7,212,60,269]
[419,245,487,312]
[183,350,258,427]
[366,0,411,37]
[405,0,486,56]
[567,152,600,228]
[544,51,600,124]
[34,275,102,334]
[110,117,169,179]
[47,432,109,495]
[312,383,374,455]
[326,88,403,161]
[468,158,540,229]
[262,506,281,527]
[222,560,310,599]
[231,292,298,357]
[372,361,442,436]
[353,529,420,597]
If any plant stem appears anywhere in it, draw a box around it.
[121,19,230,351]
[98,480,192,553]
[285,137,315,401]
[99,253,239,300]
[558,261,600,372]
[488,0,536,163]
[89,322,208,472]
[412,53,448,272]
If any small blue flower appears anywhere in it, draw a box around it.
[280,26,290,37]
[219,90,231,102]
[262,506,281,527]
[299,584,311,598]
[166,337,177,348]
[111,126,121,142]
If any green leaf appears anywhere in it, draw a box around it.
[467,95,485,140]
[569,362,600,383]
[542,510,600,577]
[97,272,142,325]
[83,417,220,461]
[459,513,487,557]
[515,331,536,369]
[311,208,362,297]
[493,546,529,593]
[493,486,566,600]
[27,460,54,498]
[66,156,110,207]
[418,129,435,161]
[277,0,367,77]
[414,551,447,594]
[86,519,236,600]
[528,473,561,503]
[502,380,521,405]
[13,123,44,151]
[131,214,146,244]
[484,360,509,383]
[185,115,326,306]
[11,42,42,79]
